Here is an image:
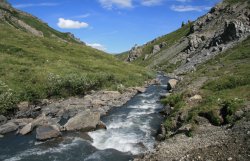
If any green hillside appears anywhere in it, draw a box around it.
[162,36,250,132]
[0,3,152,114]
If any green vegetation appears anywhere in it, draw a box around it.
[162,36,250,132]
[0,10,153,114]
[116,23,192,68]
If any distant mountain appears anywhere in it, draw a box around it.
[0,0,151,114]
[117,0,250,75]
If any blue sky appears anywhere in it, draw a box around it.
[8,0,221,53]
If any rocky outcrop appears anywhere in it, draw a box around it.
[64,109,100,131]
[152,45,161,54]
[127,45,143,62]
[0,122,18,134]
[36,125,61,141]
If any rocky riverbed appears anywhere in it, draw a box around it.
[0,79,159,141]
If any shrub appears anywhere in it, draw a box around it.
[0,80,17,114]
[161,93,185,110]
[220,98,244,124]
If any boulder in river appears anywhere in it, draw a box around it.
[36,125,61,141]
[64,109,100,131]
[19,123,32,135]
[0,122,18,134]
[135,87,147,93]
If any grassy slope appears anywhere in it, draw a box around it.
[116,23,191,68]
[162,36,250,132]
[0,20,152,114]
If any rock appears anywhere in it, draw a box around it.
[152,45,161,54]
[0,122,18,134]
[64,110,100,131]
[19,123,32,135]
[96,121,107,130]
[222,20,247,42]
[227,157,233,161]
[234,110,244,119]
[167,79,178,90]
[36,125,61,141]
[127,45,143,62]
[159,93,171,99]
[190,95,202,101]
[156,124,166,141]
[10,118,33,127]
[0,115,7,126]
[0,134,3,138]
[17,101,29,111]
[176,124,192,134]
[135,87,146,93]
[194,116,209,125]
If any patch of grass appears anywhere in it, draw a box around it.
[0,19,153,114]
[116,23,192,67]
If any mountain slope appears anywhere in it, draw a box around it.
[0,1,152,114]
[118,0,250,75]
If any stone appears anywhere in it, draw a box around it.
[167,79,178,90]
[0,115,7,126]
[176,124,192,133]
[64,110,100,131]
[0,134,3,138]
[159,93,171,99]
[19,123,32,135]
[152,45,161,54]
[0,122,18,134]
[227,157,233,161]
[10,118,33,127]
[135,87,146,93]
[36,125,61,141]
[234,110,244,119]
[190,95,202,101]
[194,116,209,125]
[17,101,29,111]
[96,121,107,130]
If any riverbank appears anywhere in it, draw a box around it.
[135,36,250,161]
[0,78,159,140]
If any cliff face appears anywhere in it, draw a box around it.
[120,0,250,75]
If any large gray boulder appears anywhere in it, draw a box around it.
[0,122,18,134]
[64,110,100,131]
[36,125,61,141]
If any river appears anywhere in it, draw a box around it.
[0,75,168,161]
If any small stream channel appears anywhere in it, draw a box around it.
[0,74,169,161]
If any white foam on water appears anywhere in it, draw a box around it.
[4,137,84,161]
[89,94,160,155]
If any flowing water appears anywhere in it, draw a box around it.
[0,75,168,161]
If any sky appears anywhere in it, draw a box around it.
[8,0,221,54]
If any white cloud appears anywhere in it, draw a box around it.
[171,5,211,12]
[141,0,163,6]
[99,0,132,9]
[87,43,107,51]
[57,18,89,29]
[14,3,59,9]
[72,14,90,19]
